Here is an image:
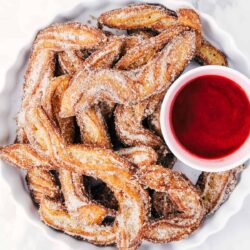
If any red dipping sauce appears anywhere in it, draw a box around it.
[170,75,250,159]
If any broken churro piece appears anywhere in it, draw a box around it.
[196,39,228,66]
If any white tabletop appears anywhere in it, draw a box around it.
[0,0,250,250]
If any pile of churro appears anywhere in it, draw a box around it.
[0,3,243,249]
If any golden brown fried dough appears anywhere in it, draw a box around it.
[195,39,228,66]
[72,36,125,144]
[60,69,138,118]
[115,94,163,148]
[0,144,52,170]
[98,3,177,31]
[82,36,124,69]
[43,75,115,226]
[59,169,115,225]
[138,30,196,99]
[197,166,243,215]
[177,8,201,32]
[39,198,116,245]
[76,107,111,148]
[137,165,205,243]
[115,25,190,70]
[117,146,158,167]
[25,107,150,249]
[59,36,131,119]
[42,75,75,144]
[58,50,85,75]
[123,31,153,52]
[99,4,201,34]
[60,30,196,119]
[17,23,107,143]
[26,169,60,204]
[115,93,175,167]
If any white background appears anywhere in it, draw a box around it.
[0,0,250,250]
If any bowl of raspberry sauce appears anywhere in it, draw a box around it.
[161,66,250,172]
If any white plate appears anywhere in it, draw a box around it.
[0,0,250,250]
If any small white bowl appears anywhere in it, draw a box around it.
[161,65,250,172]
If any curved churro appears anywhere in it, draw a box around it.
[59,169,116,225]
[40,198,116,245]
[136,165,204,243]
[32,75,74,210]
[195,39,228,66]
[23,22,106,105]
[0,144,60,207]
[76,110,157,218]
[114,31,196,167]
[81,36,124,69]
[25,107,150,249]
[42,75,75,143]
[197,166,243,215]
[78,145,157,216]
[17,22,107,143]
[43,75,115,227]
[98,4,201,32]
[137,30,196,99]
[59,36,132,118]
[60,69,138,118]
[72,36,124,143]
[0,144,52,170]
[115,94,175,167]
[115,94,163,148]
[60,29,196,118]
[98,3,178,31]
[58,35,124,76]
[99,5,202,56]
[115,25,190,70]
